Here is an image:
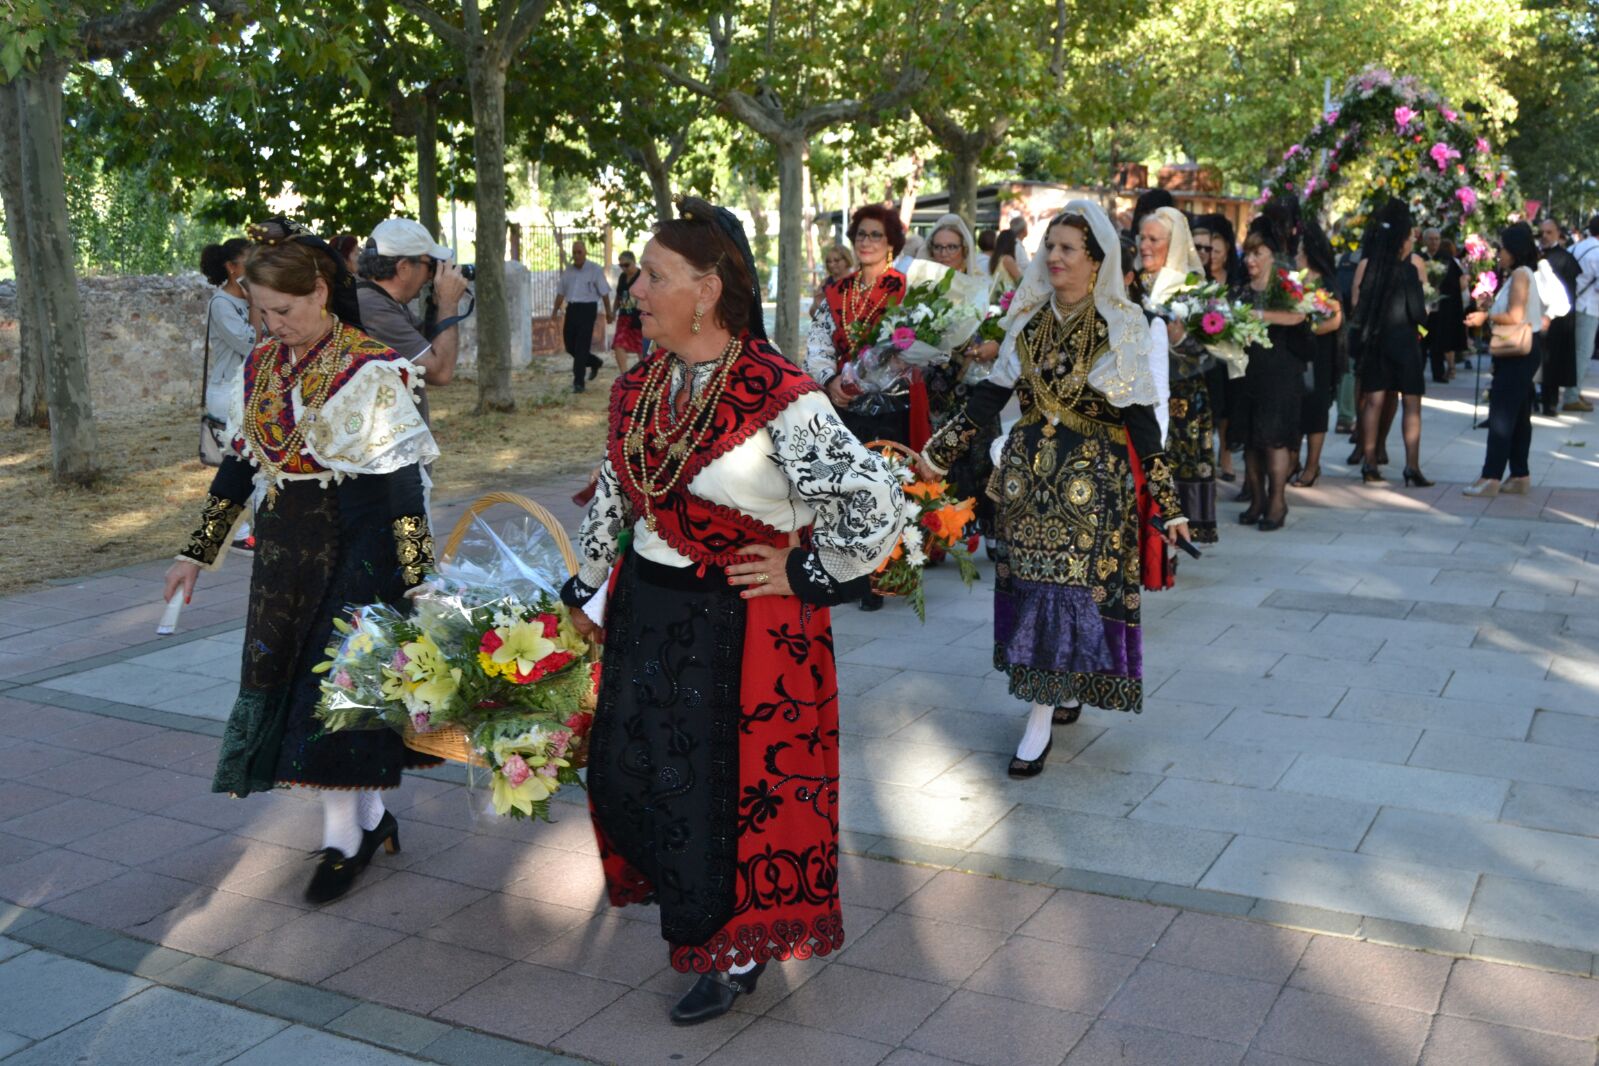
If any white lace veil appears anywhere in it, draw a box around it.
[1001,200,1158,408]
[917,213,986,277]
[1144,206,1205,305]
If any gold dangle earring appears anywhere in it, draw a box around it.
[691,307,704,334]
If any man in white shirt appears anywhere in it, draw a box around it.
[552,241,613,393]
[1567,214,1599,411]
[1008,215,1030,271]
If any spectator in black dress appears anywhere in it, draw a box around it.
[1194,213,1243,486]
[1350,201,1431,486]
[1427,237,1469,383]
[1539,218,1581,416]
[1232,223,1311,530]
[1291,219,1344,488]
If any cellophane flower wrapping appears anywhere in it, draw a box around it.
[1145,272,1266,378]
[843,261,990,400]
[314,513,596,820]
[869,446,981,622]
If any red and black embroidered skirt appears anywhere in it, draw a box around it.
[588,551,844,972]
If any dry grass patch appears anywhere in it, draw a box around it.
[0,358,611,596]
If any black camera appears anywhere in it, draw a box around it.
[458,263,476,280]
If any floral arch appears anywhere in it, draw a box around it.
[1255,67,1518,251]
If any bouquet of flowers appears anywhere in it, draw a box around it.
[1470,270,1499,303]
[1146,273,1267,378]
[840,260,989,398]
[869,445,980,622]
[314,515,596,820]
[976,289,1017,343]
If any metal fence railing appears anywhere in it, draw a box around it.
[519,224,604,317]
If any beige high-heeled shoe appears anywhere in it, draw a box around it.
[1500,476,1531,495]
[1462,478,1500,497]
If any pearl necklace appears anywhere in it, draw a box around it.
[620,336,742,531]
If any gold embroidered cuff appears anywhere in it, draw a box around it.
[1142,453,1186,523]
[392,514,435,586]
[924,412,978,472]
[179,495,246,566]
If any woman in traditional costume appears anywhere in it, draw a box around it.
[1140,207,1218,543]
[163,220,441,903]
[919,202,1189,779]
[610,248,645,373]
[561,198,903,1026]
[805,203,914,610]
[921,212,1001,546]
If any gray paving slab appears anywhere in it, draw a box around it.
[839,778,1016,850]
[226,1024,424,1065]
[1464,875,1599,954]
[969,804,1232,885]
[0,946,149,1039]
[1276,754,1510,820]
[1070,732,1296,789]
[1331,687,1534,741]
[1153,668,1345,718]
[921,752,1162,818]
[0,985,285,1066]
[1499,782,1599,836]
[1408,730,1599,791]
[1209,708,1422,764]
[1361,807,1599,893]
[1129,778,1378,850]
[1198,836,1479,928]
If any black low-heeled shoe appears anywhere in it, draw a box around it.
[358,811,402,864]
[1238,507,1263,525]
[1402,467,1434,488]
[1346,443,1364,465]
[1361,464,1386,484]
[305,848,364,904]
[1258,508,1288,532]
[1052,704,1081,725]
[670,963,766,1026]
[1008,739,1053,778]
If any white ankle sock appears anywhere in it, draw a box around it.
[1059,698,1081,710]
[1015,702,1055,761]
[320,790,362,857]
[356,789,385,832]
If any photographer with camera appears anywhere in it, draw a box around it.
[355,218,471,428]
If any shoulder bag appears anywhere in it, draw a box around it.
[198,296,229,466]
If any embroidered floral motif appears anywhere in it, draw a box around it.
[179,494,245,566]
[390,514,434,586]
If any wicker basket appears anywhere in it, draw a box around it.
[865,440,923,598]
[401,491,593,769]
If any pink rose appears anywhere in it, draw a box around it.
[999,290,1015,310]
[538,763,560,779]
[1429,142,1460,171]
[1283,144,1302,161]
[1455,187,1479,214]
[411,711,431,732]
[1476,136,1490,154]
[1323,109,1340,125]
[1200,311,1227,337]
[1472,271,1499,300]
[891,326,917,351]
[1441,108,1458,122]
[334,669,353,690]
[502,753,531,787]
[1394,106,1418,130]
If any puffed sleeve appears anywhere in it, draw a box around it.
[766,392,905,606]
[804,302,841,387]
[560,458,630,609]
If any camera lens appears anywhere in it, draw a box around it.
[459,264,476,280]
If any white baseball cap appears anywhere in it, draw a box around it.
[368,218,454,260]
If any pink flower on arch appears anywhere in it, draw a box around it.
[1200,311,1227,336]
[1476,136,1490,154]
[1440,108,1458,123]
[1456,187,1479,214]
[891,326,917,351]
[1324,109,1341,125]
[1394,106,1419,130]
[1430,142,1461,171]
[1283,144,1303,161]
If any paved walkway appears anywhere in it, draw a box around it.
[0,370,1597,1064]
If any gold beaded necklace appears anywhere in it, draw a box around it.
[1018,295,1099,427]
[245,320,350,505]
[841,271,891,351]
[621,335,742,530]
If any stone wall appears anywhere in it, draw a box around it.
[0,264,557,422]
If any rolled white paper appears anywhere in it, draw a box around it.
[156,592,184,636]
